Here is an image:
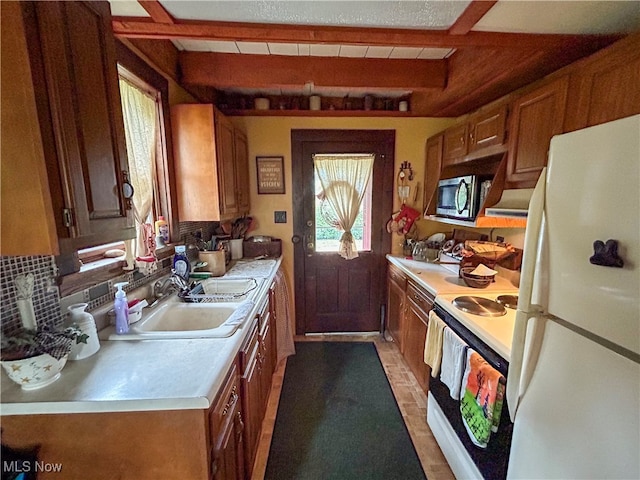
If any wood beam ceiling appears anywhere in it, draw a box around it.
[137,0,174,25]
[113,6,623,116]
[448,1,498,36]
[112,17,620,50]
[180,52,447,91]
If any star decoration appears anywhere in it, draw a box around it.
[10,364,22,372]
[21,377,31,383]
[43,364,53,371]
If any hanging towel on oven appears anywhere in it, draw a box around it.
[459,349,506,448]
[424,310,446,377]
[440,327,468,399]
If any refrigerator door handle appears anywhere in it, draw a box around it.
[507,307,544,422]
[517,168,546,313]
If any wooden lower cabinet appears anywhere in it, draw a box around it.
[239,289,277,478]
[403,281,434,394]
[386,264,433,394]
[211,362,245,480]
[0,365,245,480]
[1,295,279,480]
[386,264,407,352]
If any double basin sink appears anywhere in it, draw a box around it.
[106,277,262,340]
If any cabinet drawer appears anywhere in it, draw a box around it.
[406,281,434,317]
[210,362,240,437]
[238,318,259,374]
[388,264,407,290]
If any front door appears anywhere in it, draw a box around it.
[292,130,395,334]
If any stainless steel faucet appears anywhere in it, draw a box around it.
[152,270,190,300]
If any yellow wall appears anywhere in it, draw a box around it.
[231,116,456,311]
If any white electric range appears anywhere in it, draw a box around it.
[435,291,518,361]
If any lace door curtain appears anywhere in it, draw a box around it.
[119,78,157,264]
[314,153,374,259]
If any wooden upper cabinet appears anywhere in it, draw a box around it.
[2,1,134,255]
[423,133,443,216]
[468,104,508,153]
[564,33,640,132]
[442,123,469,166]
[172,104,250,221]
[234,129,251,215]
[1,1,58,256]
[506,76,569,187]
[215,113,240,217]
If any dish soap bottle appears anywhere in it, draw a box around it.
[173,245,190,280]
[154,215,169,247]
[114,282,129,334]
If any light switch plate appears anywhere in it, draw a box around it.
[274,211,287,223]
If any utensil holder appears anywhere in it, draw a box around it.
[198,251,226,276]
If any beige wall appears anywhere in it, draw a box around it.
[230,116,456,311]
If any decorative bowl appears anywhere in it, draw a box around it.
[460,267,494,289]
[1,353,68,390]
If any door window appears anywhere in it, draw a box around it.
[313,154,374,255]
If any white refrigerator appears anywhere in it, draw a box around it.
[506,114,640,479]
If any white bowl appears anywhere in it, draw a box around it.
[1,354,68,390]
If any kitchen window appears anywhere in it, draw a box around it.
[118,67,163,259]
[75,42,176,274]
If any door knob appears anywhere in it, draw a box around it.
[291,235,301,244]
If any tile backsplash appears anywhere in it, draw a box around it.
[1,255,61,336]
[1,221,220,337]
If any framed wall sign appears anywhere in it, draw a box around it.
[256,156,285,194]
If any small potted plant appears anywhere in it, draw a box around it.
[1,326,88,390]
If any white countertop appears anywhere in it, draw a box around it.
[0,258,281,416]
[387,255,518,360]
[386,255,518,296]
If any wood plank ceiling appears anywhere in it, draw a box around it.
[112,0,637,116]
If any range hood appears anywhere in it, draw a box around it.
[484,189,533,219]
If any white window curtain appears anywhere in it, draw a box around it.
[119,78,157,263]
[314,153,374,259]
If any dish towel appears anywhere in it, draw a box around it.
[424,310,446,377]
[274,269,295,364]
[440,327,468,399]
[459,349,506,449]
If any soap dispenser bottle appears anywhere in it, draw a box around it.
[114,282,129,334]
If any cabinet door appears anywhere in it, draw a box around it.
[468,104,507,153]
[403,282,434,394]
[215,113,239,217]
[234,129,251,215]
[564,36,640,132]
[386,265,406,353]
[34,1,133,249]
[423,134,443,216]
[442,123,469,166]
[241,340,262,478]
[211,364,244,480]
[506,77,569,187]
[259,308,275,412]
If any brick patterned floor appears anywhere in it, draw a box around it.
[251,334,455,480]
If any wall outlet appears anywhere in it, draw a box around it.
[274,211,287,224]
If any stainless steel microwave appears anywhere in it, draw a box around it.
[436,175,482,220]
